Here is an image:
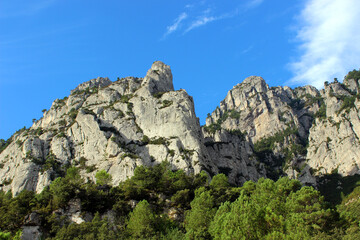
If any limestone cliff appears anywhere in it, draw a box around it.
[204,73,360,185]
[0,61,217,195]
[1,62,360,195]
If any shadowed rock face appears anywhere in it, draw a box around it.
[1,62,360,195]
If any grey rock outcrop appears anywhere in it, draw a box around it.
[1,62,360,195]
[204,74,360,185]
[204,76,321,181]
[305,81,360,177]
[0,61,217,195]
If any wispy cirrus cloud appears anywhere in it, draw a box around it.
[185,16,217,33]
[162,0,264,38]
[288,0,360,88]
[162,12,188,39]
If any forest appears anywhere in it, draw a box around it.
[0,161,359,239]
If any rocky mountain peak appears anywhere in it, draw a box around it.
[1,62,360,197]
[236,76,269,93]
[141,61,174,95]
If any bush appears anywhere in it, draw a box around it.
[95,170,112,186]
[126,200,158,238]
[345,69,360,81]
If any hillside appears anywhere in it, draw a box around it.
[1,62,360,195]
[1,62,360,239]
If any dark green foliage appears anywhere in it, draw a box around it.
[282,143,307,164]
[318,173,360,205]
[315,101,327,119]
[141,135,150,144]
[54,97,68,109]
[227,129,246,140]
[58,119,66,126]
[160,99,173,109]
[0,139,10,154]
[82,108,96,116]
[289,98,305,110]
[168,149,175,157]
[120,94,133,104]
[303,94,324,106]
[210,173,230,189]
[120,152,139,160]
[127,102,133,112]
[254,126,308,180]
[254,127,299,153]
[0,163,359,239]
[203,122,221,134]
[345,69,360,81]
[337,95,356,114]
[203,109,239,134]
[153,91,165,99]
[95,170,112,185]
[41,152,62,174]
[126,200,158,238]
[209,177,333,239]
[171,189,192,208]
[0,190,35,233]
[149,137,167,145]
[185,189,216,239]
[228,109,241,119]
[68,108,78,120]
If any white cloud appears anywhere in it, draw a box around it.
[162,12,188,38]
[163,0,264,38]
[289,0,360,88]
[185,16,217,33]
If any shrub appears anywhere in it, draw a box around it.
[160,100,173,109]
[95,170,112,185]
[345,69,360,81]
[153,92,165,99]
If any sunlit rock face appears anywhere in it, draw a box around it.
[1,62,360,195]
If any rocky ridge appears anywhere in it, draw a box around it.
[204,74,360,185]
[1,62,360,195]
[0,61,218,195]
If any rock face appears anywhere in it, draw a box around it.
[1,62,360,195]
[305,80,360,177]
[0,61,216,195]
[204,74,360,185]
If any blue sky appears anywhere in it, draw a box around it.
[1,0,360,140]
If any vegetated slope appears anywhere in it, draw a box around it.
[204,71,360,187]
[1,62,360,239]
[0,163,359,239]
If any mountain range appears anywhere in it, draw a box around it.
[1,61,360,196]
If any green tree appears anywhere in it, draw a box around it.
[95,170,112,185]
[210,173,230,189]
[126,200,158,239]
[185,188,216,239]
[209,177,334,239]
[0,231,11,240]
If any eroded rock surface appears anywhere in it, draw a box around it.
[1,63,360,195]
